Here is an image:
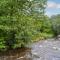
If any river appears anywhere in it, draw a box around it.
[0,38,60,60]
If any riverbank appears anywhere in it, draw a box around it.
[0,48,31,60]
[0,38,60,60]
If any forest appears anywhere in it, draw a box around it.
[0,0,60,51]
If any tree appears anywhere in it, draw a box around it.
[0,0,47,51]
[51,14,60,37]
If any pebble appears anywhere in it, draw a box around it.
[17,57,24,59]
[39,45,43,48]
[53,47,57,50]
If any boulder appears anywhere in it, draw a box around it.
[57,35,60,40]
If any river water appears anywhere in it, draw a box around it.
[0,39,60,60]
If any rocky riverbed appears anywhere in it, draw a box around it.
[31,38,60,60]
[0,38,60,60]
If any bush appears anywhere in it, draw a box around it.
[0,0,51,51]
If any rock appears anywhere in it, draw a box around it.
[17,57,24,60]
[53,47,57,50]
[57,35,60,40]
[57,35,60,38]
[32,53,40,58]
[39,45,43,48]
[55,35,60,40]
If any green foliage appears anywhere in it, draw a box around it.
[51,14,60,37]
[0,0,53,51]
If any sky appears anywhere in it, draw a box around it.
[45,0,60,17]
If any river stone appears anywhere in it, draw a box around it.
[57,35,60,38]
[57,35,60,40]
